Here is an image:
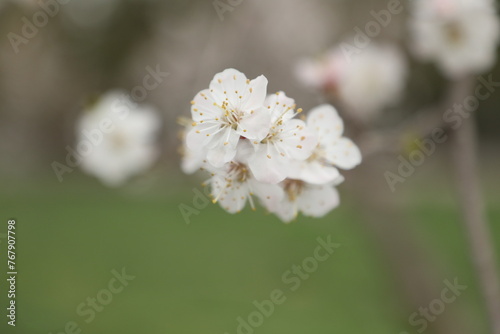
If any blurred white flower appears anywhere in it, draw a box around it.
[409,0,500,78]
[77,91,160,187]
[338,44,407,118]
[289,104,362,184]
[295,44,407,118]
[186,68,271,168]
[295,49,344,92]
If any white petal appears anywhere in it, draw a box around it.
[207,128,240,168]
[208,69,268,114]
[288,160,341,185]
[324,137,362,170]
[211,175,248,214]
[298,184,340,218]
[237,108,272,141]
[248,179,285,212]
[234,139,256,164]
[332,174,345,186]
[307,104,343,142]
[220,126,241,149]
[181,145,206,174]
[248,144,289,184]
[279,119,318,160]
[263,91,296,122]
[190,89,222,122]
[208,69,248,108]
[186,123,221,150]
[272,199,297,223]
[241,75,268,111]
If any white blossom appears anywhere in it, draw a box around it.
[186,68,271,168]
[208,141,284,214]
[247,92,317,184]
[409,0,500,78]
[295,44,407,118]
[77,91,160,187]
[295,49,344,92]
[289,104,362,184]
[271,178,343,223]
[181,69,362,223]
[337,45,407,118]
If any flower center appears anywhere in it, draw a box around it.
[219,100,242,130]
[228,162,249,183]
[262,128,279,143]
[109,131,127,150]
[307,146,327,164]
[444,21,463,45]
[283,179,304,201]
[224,112,241,129]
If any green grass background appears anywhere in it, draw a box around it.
[0,158,498,334]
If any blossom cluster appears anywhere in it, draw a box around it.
[181,69,361,222]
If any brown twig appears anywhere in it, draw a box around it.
[356,105,450,159]
[448,78,500,334]
[332,75,500,333]
[338,96,474,333]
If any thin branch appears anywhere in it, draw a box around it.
[448,78,500,334]
[341,76,500,333]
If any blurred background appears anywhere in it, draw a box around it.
[0,0,499,333]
